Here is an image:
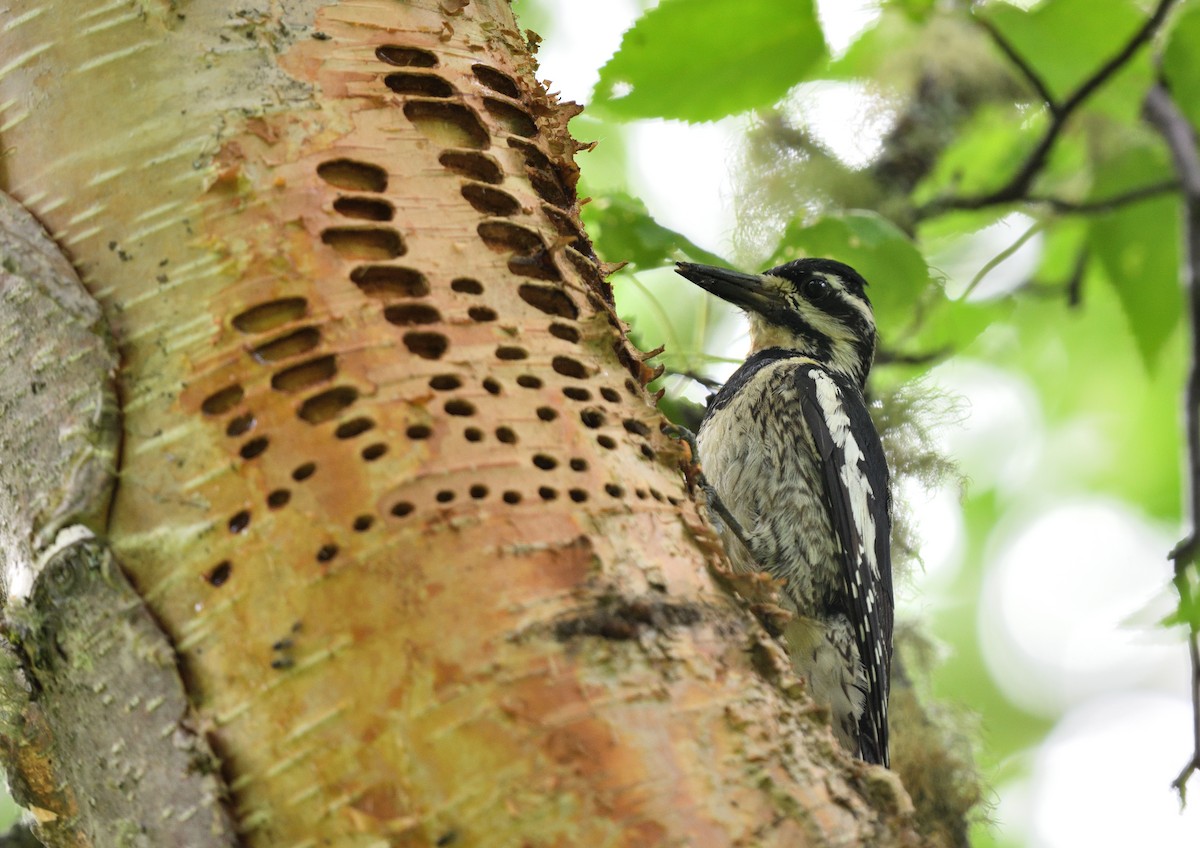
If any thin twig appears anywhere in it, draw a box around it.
[975,15,1058,110]
[919,0,1178,217]
[623,271,691,370]
[1066,1,1176,123]
[1065,247,1089,308]
[1144,82,1200,801]
[874,347,951,367]
[1028,180,1181,214]
[963,219,1044,298]
[676,369,724,391]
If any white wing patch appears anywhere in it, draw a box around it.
[809,369,879,582]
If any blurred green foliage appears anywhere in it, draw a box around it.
[527,0,1199,843]
[591,0,827,121]
[1164,4,1200,127]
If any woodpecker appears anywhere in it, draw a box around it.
[675,258,893,766]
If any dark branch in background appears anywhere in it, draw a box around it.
[875,347,951,368]
[675,369,723,392]
[1028,180,1180,214]
[918,0,1178,218]
[1144,83,1200,800]
[1065,248,1089,308]
[973,16,1057,109]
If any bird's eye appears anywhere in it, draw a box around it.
[803,277,831,300]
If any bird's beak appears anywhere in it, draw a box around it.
[674,262,780,316]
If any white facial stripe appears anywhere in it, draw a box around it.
[828,275,875,331]
[793,298,858,341]
[746,271,876,382]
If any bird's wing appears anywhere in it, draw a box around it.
[795,365,893,766]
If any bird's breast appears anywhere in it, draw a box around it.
[697,359,840,609]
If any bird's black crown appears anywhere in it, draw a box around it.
[766,258,871,305]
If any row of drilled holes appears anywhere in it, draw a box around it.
[204,479,682,585]
[204,384,652,564]
[206,473,681,583]
[375,47,549,221]
[198,50,611,583]
[198,281,362,577]
[375,44,520,99]
[333,267,582,359]
[376,39,537,145]
[207,474,681,587]
[314,156,578,359]
[417,371,647,450]
[395,483,590,511]
[199,294,366,484]
[316,155,407,276]
[202,337,641,443]
[204,424,660,582]
[316,160,402,264]
[383,42,591,280]
[385,480,680,518]
[332,44,585,364]
[400,334,595,364]
[399,279,575,332]
[375,41,583,277]
[217,418,659,556]
[307,51,552,415]
[207,419,663,578]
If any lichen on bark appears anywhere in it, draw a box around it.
[0,539,237,847]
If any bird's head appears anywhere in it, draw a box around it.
[675,258,877,387]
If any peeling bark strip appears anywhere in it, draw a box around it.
[0,2,922,845]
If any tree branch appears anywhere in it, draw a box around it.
[1144,82,1200,800]
[974,15,1058,111]
[1065,247,1089,308]
[962,218,1044,298]
[919,0,1178,218]
[874,347,951,368]
[1027,180,1180,214]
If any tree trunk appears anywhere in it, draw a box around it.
[0,1,920,845]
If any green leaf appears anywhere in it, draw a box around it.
[581,191,728,269]
[826,10,919,82]
[921,270,1015,345]
[983,0,1148,104]
[1086,142,1182,368]
[1090,204,1182,369]
[1163,3,1200,129]
[1034,217,1089,283]
[573,114,632,195]
[592,0,826,122]
[889,0,937,22]
[1003,267,1183,518]
[914,105,1047,205]
[509,0,550,39]
[771,212,1009,361]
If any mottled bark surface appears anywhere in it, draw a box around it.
[0,2,922,845]
[0,191,118,596]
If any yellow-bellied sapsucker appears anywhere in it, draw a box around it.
[675,258,893,766]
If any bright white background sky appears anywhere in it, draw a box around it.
[530,1,1200,845]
